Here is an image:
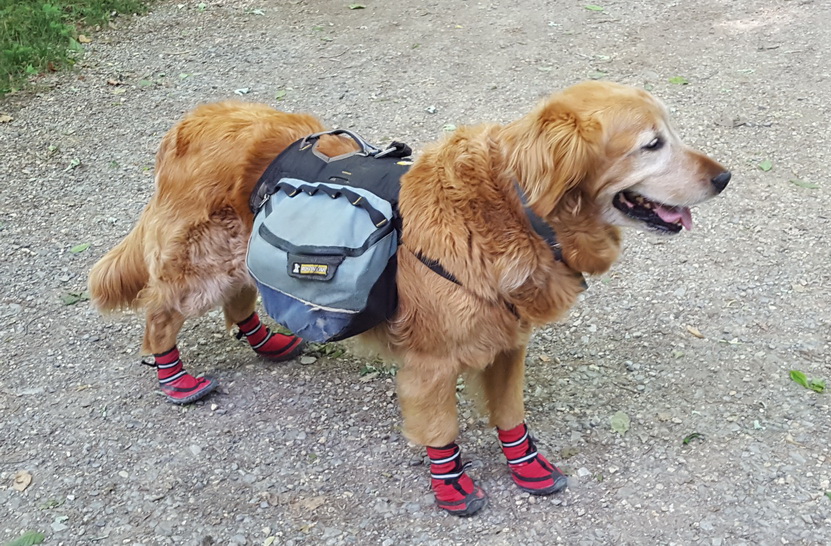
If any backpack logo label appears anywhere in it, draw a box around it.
[293,262,328,276]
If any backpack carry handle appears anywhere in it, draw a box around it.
[303,130,412,159]
[303,129,381,157]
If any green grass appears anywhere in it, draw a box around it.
[0,0,151,95]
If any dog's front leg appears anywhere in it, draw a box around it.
[480,346,528,430]
[481,346,569,496]
[397,355,488,516]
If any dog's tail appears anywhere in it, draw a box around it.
[88,222,148,313]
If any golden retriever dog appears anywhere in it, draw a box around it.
[89,81,729,516]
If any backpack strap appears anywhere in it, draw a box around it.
[413,251,461,285]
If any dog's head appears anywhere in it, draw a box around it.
[503,81,730,234]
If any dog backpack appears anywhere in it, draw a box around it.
[246,130,412,343]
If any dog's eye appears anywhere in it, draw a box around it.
[643,137,664,151]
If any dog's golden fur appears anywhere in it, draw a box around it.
[90,81,728,449]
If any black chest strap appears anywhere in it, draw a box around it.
[414,251,461,285]
[514,182,588,291]
[413,181,587,290]
[513,181,565,262]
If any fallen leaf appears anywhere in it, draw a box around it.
[610,411,630,435]
[585,5,604,11]
[0,114,13,123]
[348,3,366,9]
[64,158,81,171]
[69,242,90,254]
[39,498,64,509]
[61,291,90,306]
[78,35,92,43]
[263,538,275,546]
[275,89,287,101]
[808,379,826,393]
[442,123,457,132]
[5,531,45,546]
[589,70,608,80]
[686,325,705,339]
[669,76,689,85]
[359,372,379,382]
[682,432,705,445]
[790,370,827,394]
[789,369,809,388]
[13,470,33,492]
[758,159,773,172]
[790,179,818,189]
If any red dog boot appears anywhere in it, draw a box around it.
[427,443,488,516]
[236,312,304,362]
[149,346,217,405]
[498,423,568,495]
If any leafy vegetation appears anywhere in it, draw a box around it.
[0,0,151,94]
[4,530,45,546]
[789,370,826,393]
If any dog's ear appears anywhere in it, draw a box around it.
[502,97,601,217]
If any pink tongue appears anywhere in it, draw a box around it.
[655,205,693,230]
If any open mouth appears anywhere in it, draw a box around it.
[612,191,692,233]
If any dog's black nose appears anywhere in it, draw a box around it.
[711,171,731,193]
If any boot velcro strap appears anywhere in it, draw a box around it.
[431,461,472,481]
[507,451,538,465]
[500,429,529,448]
[428,447,460,465]
[159,371,186,385]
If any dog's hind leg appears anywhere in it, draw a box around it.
[398,356,488,516]
[481,346,568,496]
[223,283,305,363]
[222,283,259,327]
[141,306,217,405]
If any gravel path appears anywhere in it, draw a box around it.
[1,1,829,544]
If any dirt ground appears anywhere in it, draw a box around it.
[1,0,830,544]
